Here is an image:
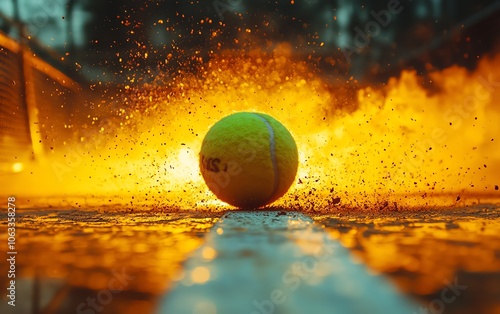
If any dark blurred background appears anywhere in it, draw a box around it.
[0,0,499,84]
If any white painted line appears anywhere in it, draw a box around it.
[157,212,420,314]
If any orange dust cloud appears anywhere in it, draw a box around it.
[5,44,500,210]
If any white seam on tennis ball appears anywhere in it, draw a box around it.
[252,114,279,200]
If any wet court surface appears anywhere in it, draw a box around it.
[0,204,499,314]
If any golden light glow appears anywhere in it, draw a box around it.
[191,266,211,284]
[3,45,499,209]
[202,247,217,261]
[12,162,23,173]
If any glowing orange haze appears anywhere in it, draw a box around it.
[7,45,500,209]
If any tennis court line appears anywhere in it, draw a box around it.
[157,211,420,314]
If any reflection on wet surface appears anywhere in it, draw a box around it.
[315,204,500,314]
[0,208,220,314]
[0,205,499,314]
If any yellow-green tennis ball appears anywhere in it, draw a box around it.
[200,112,298,208]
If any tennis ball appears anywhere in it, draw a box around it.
[200,112,298,208]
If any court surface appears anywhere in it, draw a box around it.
[0,204,499,314]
